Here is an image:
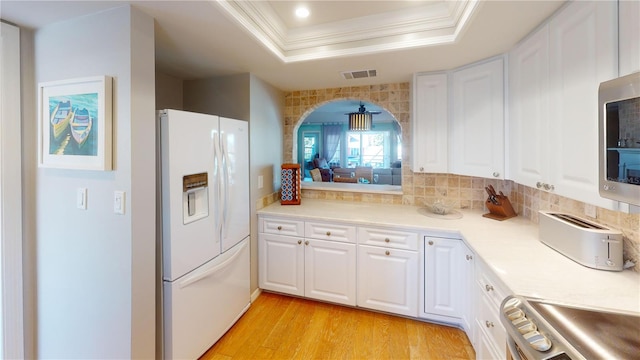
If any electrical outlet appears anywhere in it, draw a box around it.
[258,175,264,189]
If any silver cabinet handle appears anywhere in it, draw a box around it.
[420,167,424,172]
[305,240,309,245]
[493,172,500,178]
[485,321,494,328]
[385,250,390,256]
[428,240,434,246]
[537,182,555,191]
[485,284,494,292]
[277,226,282,230]
[466,254,473,260]
[326,231,331,236]
[384,238,390,243]
[297,240,302,244]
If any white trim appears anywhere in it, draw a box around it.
[214,0,480,63]
[250,288,262,303]
[0,21,25,359]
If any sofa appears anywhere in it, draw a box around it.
[311,157,333,182]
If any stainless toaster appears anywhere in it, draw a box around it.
[538,211,623,271]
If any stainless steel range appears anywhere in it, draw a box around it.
[500,295,640,360]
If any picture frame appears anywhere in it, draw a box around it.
[39,75,113,170]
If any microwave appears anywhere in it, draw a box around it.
[598,72,640,206]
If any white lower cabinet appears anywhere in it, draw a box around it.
[422,237,462,319]
[357,244,418,317]
[258,217,357,305]
[305,239,356,306]
[420,236,475,336]
[259,233,304,296]
[473,258,510,360]
[259,214,509,358]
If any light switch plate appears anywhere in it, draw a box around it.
[258,175,264,189]
[114,191,125,215]
[77,188,87,210]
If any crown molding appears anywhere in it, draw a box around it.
[214,0,479,63]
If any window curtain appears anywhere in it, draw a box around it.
[322,124,342,162]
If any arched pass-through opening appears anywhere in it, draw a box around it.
[293,99,403,193]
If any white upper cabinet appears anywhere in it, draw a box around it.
[547,0,617,207]
[509,25,550,189]
[412,73,448,173]
[509,1,618,208]
[450,57,505,179]
[619,0,640,76]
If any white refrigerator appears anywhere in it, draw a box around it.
[158,109,250,359]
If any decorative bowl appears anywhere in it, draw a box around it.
[428,199,453,215]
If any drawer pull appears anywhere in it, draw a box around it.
[428,241,434,246]
[326,231,331,236]
[277,226,282,231]
[305,241,309,245]
[485,321,494,328]
[384,238,390,243]
[485,284,494,292]
[297,240,302,245]
[385,250,390,256]
[466,254,473,261]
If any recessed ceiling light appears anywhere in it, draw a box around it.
[295,6,310,18]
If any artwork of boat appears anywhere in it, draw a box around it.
[50,100,74,139]
[70,107,93,147]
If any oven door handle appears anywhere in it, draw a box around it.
[507,337,524,360]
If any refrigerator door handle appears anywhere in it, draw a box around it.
[213,133,223,238]
[221,133,230,238]
[178,240,247,289]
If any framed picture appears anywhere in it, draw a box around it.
[39,75,112,170]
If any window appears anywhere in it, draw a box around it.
[346,131,390,168]
[303,132,320,162]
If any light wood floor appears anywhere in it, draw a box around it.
[200,292,475,360]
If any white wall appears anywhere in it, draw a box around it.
[156,72,184,110]
[0,21,24,359]
[33,6,155,358]
[248,74,283,292]
[183,73,251,120]
[20,25,37,360]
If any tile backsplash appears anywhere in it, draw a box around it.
[262,82,640,272]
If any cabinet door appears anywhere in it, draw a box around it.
[619,0,640,76]
[509,25,550,188]
[461,243,475,336]
[423,237,462,319]
[357,245,418,317]
[305,239,356,306]
[258,233,304,296]
[548,0,617,208]
[450,57,505,179]
[413,73,448,173]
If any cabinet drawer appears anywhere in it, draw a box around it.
[476,261,510,308]
[476,295,506,359]
[305,222,356,243]
[358,227,418,250]
[261,217,304,237]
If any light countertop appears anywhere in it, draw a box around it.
[258,199,640,314]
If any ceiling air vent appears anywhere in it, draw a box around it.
[341,69,377,80]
